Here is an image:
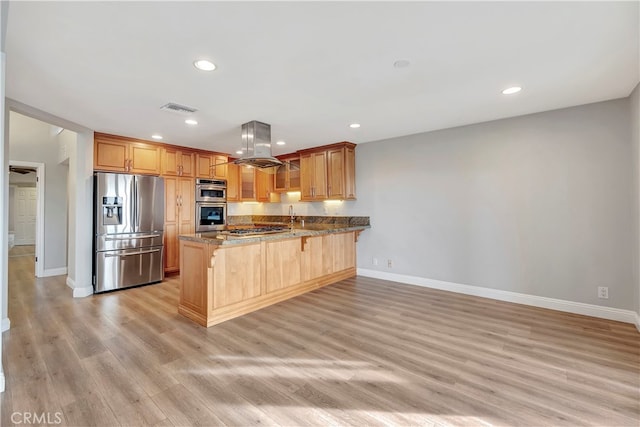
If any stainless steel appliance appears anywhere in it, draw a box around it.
[195,178,226,202]
[93,172,164,293]
[195,202,227,232]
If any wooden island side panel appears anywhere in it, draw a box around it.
[212,244,262,309]
[265,239,303,294]
[178,231,358,327]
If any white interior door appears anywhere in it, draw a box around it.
[14,187,37,245]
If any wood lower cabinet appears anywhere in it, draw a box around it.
[94,133,160,174]
[212,244,262,309]
[265,239,302,293]
[178,231,358,327]
[164,177,194,273]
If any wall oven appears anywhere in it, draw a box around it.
[196,202,227,232]
[195,178,226,202]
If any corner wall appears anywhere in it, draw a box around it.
[9,112,69,271]
[630,83,640,327]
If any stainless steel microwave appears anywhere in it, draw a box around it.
[195,202,227,232]
[195,178,226,202]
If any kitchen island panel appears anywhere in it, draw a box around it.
[179,241,209,325]
[265,239,302,294]
[212,244,262,309]
[301,236,324,282]
[178,231,360,327]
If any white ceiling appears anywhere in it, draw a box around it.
[5,1,639,156]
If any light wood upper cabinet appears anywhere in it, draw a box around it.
[299,142,356,201]
[161,148,195,177]
[196,153,228,179]
[94,133,160,174]
[164,177,195,273]
[226,162,279,203]
[300,151,328,201]
[345,146,356,199]
[273,156,301,193]
[214,155,228,179]
[226,163,240,201]
[327,147,346,199]
[256,169,279,202]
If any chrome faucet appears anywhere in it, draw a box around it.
[289,205,295,231]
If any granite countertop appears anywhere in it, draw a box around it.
[179,223,370,246]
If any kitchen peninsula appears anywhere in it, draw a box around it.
[178,216,370,327]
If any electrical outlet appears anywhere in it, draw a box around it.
[372,258,378,266]
[387,259,392,268]
[597,286,609,299]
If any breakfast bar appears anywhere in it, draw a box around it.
[177,221,369,327]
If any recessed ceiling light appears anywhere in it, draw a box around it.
[236,150,243,155]
[193,59,216,71]
[185,119,198,125]
[502,86,522,95]
[349,123,361,129]
[393,59,411,68]
[151,134,163,140]
[276,140,286,146]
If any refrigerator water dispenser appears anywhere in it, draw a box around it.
[102,196,123,225]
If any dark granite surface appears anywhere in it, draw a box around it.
[179,223,369,246]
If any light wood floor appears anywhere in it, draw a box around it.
[1,252,639,426]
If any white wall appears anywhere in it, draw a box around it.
[9,112,68,270]
[340,98,633,310]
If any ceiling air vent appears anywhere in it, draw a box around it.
[160,102,198,115]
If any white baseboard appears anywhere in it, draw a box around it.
[635,312,640,333]
[41,267,67,277]
[66,277,93,298]
[0,371,4,393]
[357,268,638,326]
[1,318,9,332]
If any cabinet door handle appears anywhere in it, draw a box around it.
[176,196,180,206]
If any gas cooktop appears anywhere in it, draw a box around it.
[216,225,289,238]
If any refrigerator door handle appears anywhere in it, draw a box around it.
[104,248,161,258]
[134,177,138,230]
[130,176,136,230]
[105,234,161,240]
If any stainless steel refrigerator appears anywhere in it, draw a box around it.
[93,172,164,293]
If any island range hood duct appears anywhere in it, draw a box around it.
[234,121,283,168]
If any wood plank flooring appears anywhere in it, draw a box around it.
[1,250,638,426]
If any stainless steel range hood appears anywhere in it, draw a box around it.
[234,121,283,168]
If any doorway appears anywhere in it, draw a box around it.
[8,161,44,278]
